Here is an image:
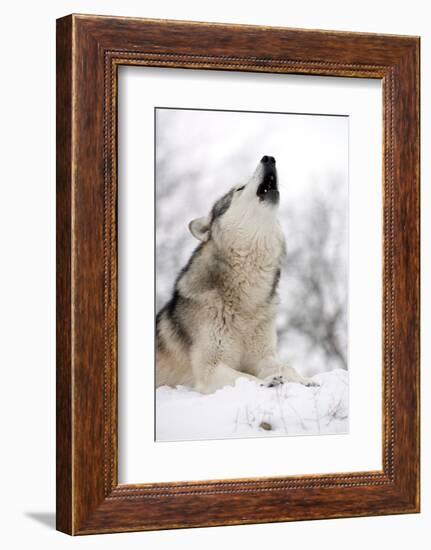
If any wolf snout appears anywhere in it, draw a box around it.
[261,155,276,165]
[257,155,279,204]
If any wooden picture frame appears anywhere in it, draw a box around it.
[56,14,420,535]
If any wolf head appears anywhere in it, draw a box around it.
[189,156,282,250]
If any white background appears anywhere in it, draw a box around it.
[118,68,382,482]
[0,1,428,549]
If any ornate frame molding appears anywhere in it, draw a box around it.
[57,15,419,534]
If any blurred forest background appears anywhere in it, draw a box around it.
[155,108,348,376]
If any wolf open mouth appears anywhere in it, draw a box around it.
[257,156,279,204]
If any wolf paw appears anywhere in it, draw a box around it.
[261,375,285,388]
[261,374,319,388]
[303,378,320,387]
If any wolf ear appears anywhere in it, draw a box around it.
[189,216,210,242]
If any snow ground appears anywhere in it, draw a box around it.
[156,369,348,441]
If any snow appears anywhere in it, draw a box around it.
[156,369,348,441]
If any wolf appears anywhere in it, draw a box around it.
[156,155,317,394]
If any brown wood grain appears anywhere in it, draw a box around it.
[56,15,73,535]
[56,14,420,535]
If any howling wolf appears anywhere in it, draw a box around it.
[156,155,316,394]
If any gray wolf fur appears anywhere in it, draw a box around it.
[156,155,316,394]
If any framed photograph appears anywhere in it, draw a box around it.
[56,14,420,535]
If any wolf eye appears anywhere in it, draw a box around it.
[236,185,245,192]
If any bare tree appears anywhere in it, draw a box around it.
[278,177,348,373]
